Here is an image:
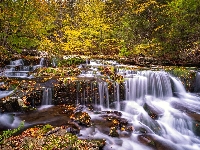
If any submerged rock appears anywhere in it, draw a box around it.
[138,134,184,150]
[143,102,164,120]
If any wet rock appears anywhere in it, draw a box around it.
[44,127,61,136]
[102,110,122,117]
[187,112,200,122]
[137,134,154,146]
[61,104,76,115]
[188,113,200,136]
[100,114,128,128]
[134,122,155,134]
[137,113,162,135]
[193,121,200,136]
[109,126,119,137]
[171,101,200,113]
[17,105,71,127]
[70,111,91,126]
[92,110,133,138]
[0,101,5,113]
[143,102,164,119]
[138,134,184,150]
[3,100,21,112]
[66,127,80,135]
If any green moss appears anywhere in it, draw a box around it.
[165,66,197,91]
[0,121,24,144]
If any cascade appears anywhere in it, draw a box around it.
[2,58,45,78]
[42,88,52,105]
[124,75,147,100]
[124,71,173,100]
[79,67,200,150]
[10,59,24,66]
[98,82,110,108]
[4,59,29,77]
[115,82,120,111]
[2,58,200,150]
[52,58,57,67]
[194,72,200,93]
[0,90,14,99]
[170,76,186,93]
[0,113,21,130]
[39,58,45,66]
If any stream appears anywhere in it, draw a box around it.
[1,59,200,150]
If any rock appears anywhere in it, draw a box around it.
[171,101,200,113]
[138,134,184,150]
[66,127,80,135]
[137,113,162,135]
[109,126,119,137]
[143,102,164,120]
[71,111,91,126]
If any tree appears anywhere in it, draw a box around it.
[62,0,111,55]
[165,0,200,60]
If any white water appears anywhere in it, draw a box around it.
[39,58,45,66]
[98,82,110,108]
[2,58,45,78]
[52,58,57,67]
[10,59,24,66]
[0,90,14,99]
[42,88,52,105]
[194,72,200,93]
[0,113,22,129]
[78,68,200,150]
[1,59,200,149]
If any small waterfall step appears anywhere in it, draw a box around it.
[42,88,52,105]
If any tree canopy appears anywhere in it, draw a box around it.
[0,0,200,63]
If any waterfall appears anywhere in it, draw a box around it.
[124,71,173,101]
[125,75,147,100]
[39,58,45,66]
[81,68,200,150]
[139,71,173,98]
[2,58,199,150]
[194,72,200,93]
[42,88,52,105]
[115,82,120,111]
[10,59,24,66]
[98,82,109,108]
[170,76,186,93]
[4,59,29,77]
[52,58,57,67]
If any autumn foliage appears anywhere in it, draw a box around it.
[0,0,200,63]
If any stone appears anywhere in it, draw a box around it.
[109,126,119,137]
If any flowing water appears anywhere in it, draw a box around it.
[77,61,200,150]
[42,88,52,105]
[194,72,200,93]
[1,58,45,78]
[1,59,200,150]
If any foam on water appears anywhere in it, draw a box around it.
[77,62,200,149]
[42,88,52,105]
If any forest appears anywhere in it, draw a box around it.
[0,0,200,65]
[1,1,200,149]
